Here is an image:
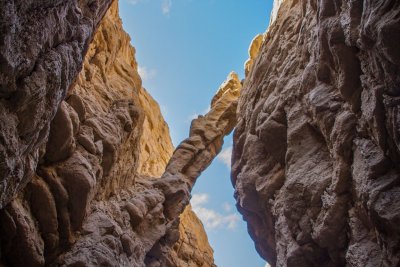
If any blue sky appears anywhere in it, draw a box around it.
[119,1,273,266]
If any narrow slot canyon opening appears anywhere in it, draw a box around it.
[1,0,399,266]
[119,1,272,266]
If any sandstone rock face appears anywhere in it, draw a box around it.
[0,1,226,265]
[0,0,112,208]
[137,87,216,266]
[146,71,240,267]
[148,72,241,267]
[232,0,400,266]
[270,0,284,24]
[136,62,215,267]
[137,87,174,178]
[172,205,215,267]
[244,34,264,77]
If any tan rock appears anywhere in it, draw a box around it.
[137,87,174,178]
[0,1,221,266]
[244,34,264,77]
[148,71,241,267]
[162,71,241,186]
[270,0,285,24]
[174,205,215,267]
[135,69,215,267]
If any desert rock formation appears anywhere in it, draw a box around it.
[0,1,236,266]
[2,0,399,266]
[244,34,264,77]
[233,0,400,266]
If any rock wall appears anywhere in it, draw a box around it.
[233,0,400,266]
[172,205,215,267]
[0,1,222,266]
[0,0,113,209]
[137,86,174,178]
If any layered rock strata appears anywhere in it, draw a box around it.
[0,1,230,266]
[233,0,400,266]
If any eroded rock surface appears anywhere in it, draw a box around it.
[137,87,174,178]
[233,0,400,266]
[0,1,238,265]
[172,205,215,267]
[0,0,113,208]
[145,71,241,267]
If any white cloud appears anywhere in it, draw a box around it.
[265,263,271,267]
[138,66,157,81]
[162,0,172,15]
[217,146,232,168]
[191,193,240,231]
[126,0,143,5]
[191,193,209,206]
[125,0,172,16]
[222,202,232,212]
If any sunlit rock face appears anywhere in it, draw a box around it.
[244,34,264,77]
[233,0,400,266]
[137,85,215,266]
[144,71,241,267]
[0,1,221,266]
[269,0,284,24]
[173,205,215,267]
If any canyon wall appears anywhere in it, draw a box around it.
[233,0,400,266]
[3,0,397,266]
[0,0,113,209]
[0,1,222,266]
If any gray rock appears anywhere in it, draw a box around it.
[232,0,400,266]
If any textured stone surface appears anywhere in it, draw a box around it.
[171,205,215,267]
[0,0,112,208]
[54,64,239,267]
[0,1,223,266]
[136,61,215,267]
[1,3,143,264]
[145,73,241,267]
[244,34,264,77]
[137,87,174,178]
[137,86,215,266]
[232,0,400,266]
[145,71,240,267]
